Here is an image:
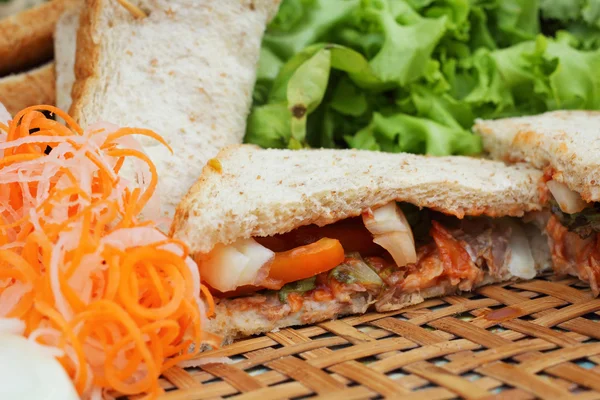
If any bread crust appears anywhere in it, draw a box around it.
[0,62,55,115]
[474,111,600,202]
[54,4,81,112]
[0,0,81,76]
[68,0,100,120]
[171,145,545,254]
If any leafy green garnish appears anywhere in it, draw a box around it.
[245,0,600,155]
[328,252,384,291]
[550,199,600,238]
[278,276,317,303]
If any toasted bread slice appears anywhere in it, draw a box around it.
[54,4,80,112]
[474,111,600,202]
[0,0,81,76]
[171,145,545,254]
[0,62,55,116]
[70,0,281,219]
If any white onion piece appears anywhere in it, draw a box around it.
[363,202,416,266]
[547,180,587,214]
[0,334,79,400]
[199,239,275,292]
[503,220,537,280]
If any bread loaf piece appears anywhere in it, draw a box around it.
[474,111,600,201]
[0,62,55,116]
[172,145,545,254]
[0,0,80,76]
[71,0,281,218]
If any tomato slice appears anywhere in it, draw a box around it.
[255,218,382,255]
[205,284,264,298]
[430,221,479,282]
[267,238,345,284]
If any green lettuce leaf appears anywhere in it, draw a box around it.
[245,0,600,157]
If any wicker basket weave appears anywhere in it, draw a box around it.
[138,275,600,399]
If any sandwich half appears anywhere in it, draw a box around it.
[171,145,551,341]
[474,110,600,295]
[70,0,281,219]
[0,0,80,115]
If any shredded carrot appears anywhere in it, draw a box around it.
[0,105,215,399]
[200,284,215,317]
[116,0,148,19]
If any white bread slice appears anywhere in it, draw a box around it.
[473,111,600,202]
[0,0,81,76]
[70,0,281,219]
[54,4,80,112]
[171,145,545,254]
[0,62,55,116]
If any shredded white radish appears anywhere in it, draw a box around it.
[0,110,214,400]
[0,318,25,335]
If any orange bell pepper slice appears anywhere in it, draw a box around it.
[267,238,345,284]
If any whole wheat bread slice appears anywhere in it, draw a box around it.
[171,145,545,254]
[0,62,55,116]
[70,0,281,219]
[473,111,600,202]
[54,4,80,113]
[0,0,81,76]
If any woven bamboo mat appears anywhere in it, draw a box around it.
[152,275,600,400]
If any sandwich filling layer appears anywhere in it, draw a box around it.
[540,170,600,295]
[198,202,546,338]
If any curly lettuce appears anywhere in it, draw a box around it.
[245,0,600,156]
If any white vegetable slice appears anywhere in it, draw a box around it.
[0,333,79,400]
[502,219,537,280]
[547,180,587,214]
[363,202,417,266]
[199,238,275,292]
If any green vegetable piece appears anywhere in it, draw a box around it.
[550,200,600,238]
[245,103,292,148]
[269,44,325,103]
[278,276,317,303]
[262,0,360,60]
[362,112,481,156]
[257,47,284,84]
[329,46,387,90]
[582,0,600,28]
[368,3,447,85]
[344,125,381,151]
[540,0,582,22]
[493,0,541,46]
[287,48,332,143]
[253,48,285,105]
[409,85,475,130]
[330,77,368,116]
[328,253,383,291]
[545,39,600,109]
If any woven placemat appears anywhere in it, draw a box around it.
[151,275,600,400]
